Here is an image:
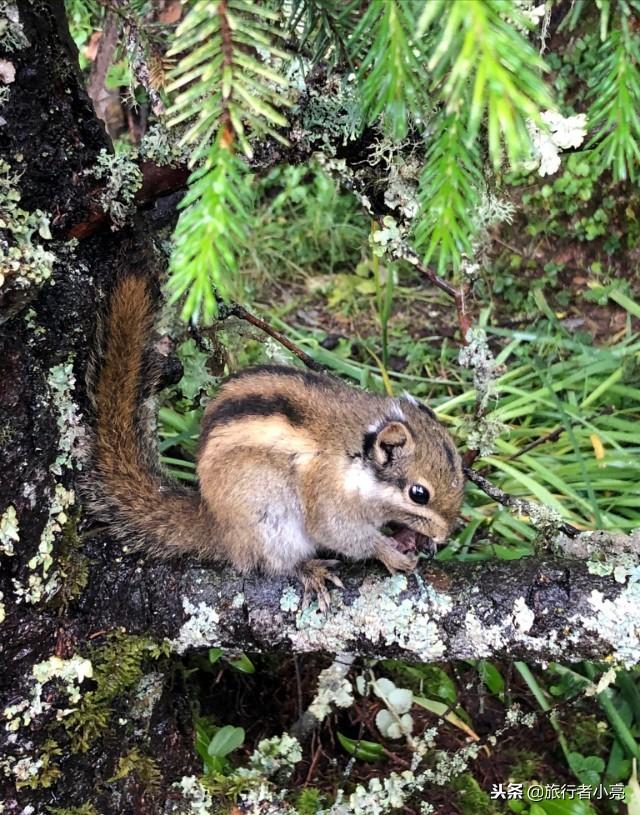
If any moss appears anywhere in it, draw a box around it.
[48,805,98,815]
[506,748,543,781]
[15,739,63,790]
[449,772,499,815]
[50,511,89,613]
[294,788,327,814]
[107,746,163,795]
[63,631,169,752]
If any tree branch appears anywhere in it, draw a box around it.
[70,551,640,666]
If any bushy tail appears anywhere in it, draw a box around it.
[89,273,216,558]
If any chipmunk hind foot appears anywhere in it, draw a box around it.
[298,558,345,612]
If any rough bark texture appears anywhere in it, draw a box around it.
[1,3,638,814]
[77,553,640,666]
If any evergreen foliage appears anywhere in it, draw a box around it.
[158,0,640,320]
[166,0,290,320]
[588,24,640,181]
[63,0,640,319]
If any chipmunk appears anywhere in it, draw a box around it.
[91,273,464,607]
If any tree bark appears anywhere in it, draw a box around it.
[1,3,638,814]
[77,554,640,665]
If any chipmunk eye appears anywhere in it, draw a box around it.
[409,484,430,505]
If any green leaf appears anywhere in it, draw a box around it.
[208,648,223,664]
[475,660,505,699]
[228,653,255,674]
[419,0,554,166]
[587,28,640,181]
[350,0,430,139]
[336,732,386,762]
[207,725,245,758]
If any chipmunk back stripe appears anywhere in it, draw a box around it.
[200,393,305,440]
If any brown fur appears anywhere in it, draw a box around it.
[90,275,219,558]
[91,275,464,580]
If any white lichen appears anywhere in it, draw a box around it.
[4,654,92,731]
[307,654,354,721]
[458,328,500,412]
[169,599,221,654]
[0,2,28,50]
[512,597,535,633]
[527,110,588,177]
[291,573,451,661]
[0,504,18,556]
[248,733,302,777]
[279,586,301,613]
[238,782,294,815]
[581,584,640,667]
[173,775,213,815]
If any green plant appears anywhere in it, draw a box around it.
[63,632,168,752]
[196,721,245,775]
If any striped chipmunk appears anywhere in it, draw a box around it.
[91,273,464,608]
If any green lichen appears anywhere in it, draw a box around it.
[48,359,85,474]
[0,159,55,291]
[0,503,18,556]
[88,148,143,229]
[139,122,189,166]
[3,654,92,738]
[298,73,362,150]
[13,483,75,605]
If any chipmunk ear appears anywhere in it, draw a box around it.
[367,421,414,466]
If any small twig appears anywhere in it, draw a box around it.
[226,303,328,373]
[463,465,580,538]
[394,244,472,342]
[505,426,565,462]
